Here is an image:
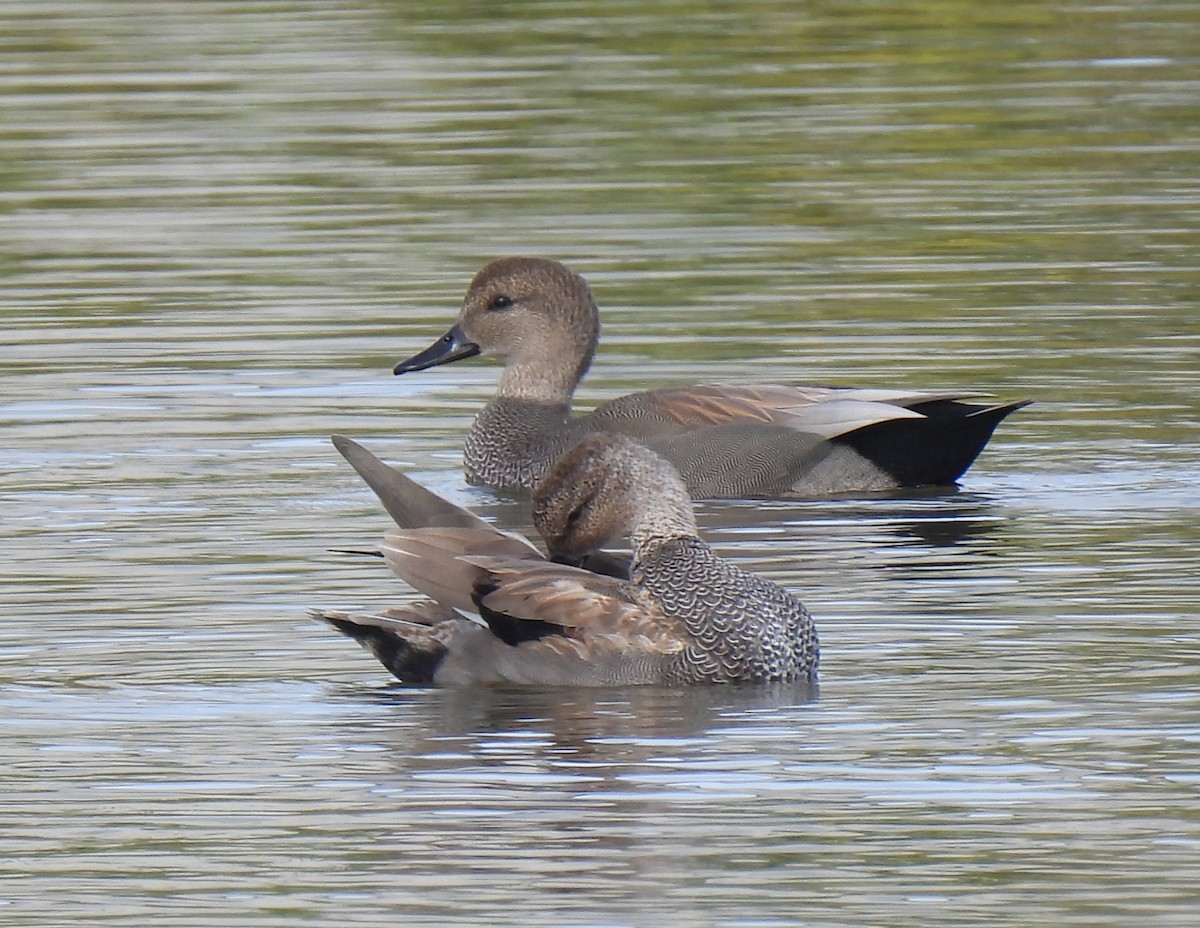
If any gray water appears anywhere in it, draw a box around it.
[3,2,1199,925]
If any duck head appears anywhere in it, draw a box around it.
[533,433,696,564]
[394,258,601,396]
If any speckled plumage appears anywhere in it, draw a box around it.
[392,256,1030,498]
[314,434,818,688]
[635,537,817,685]
[461,397,582,490]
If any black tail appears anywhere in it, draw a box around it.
[837,399,1030,487]
[320,613,448,684]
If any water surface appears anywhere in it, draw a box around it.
[2,2,1198,926]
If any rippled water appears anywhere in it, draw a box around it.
[3,2,1198,925]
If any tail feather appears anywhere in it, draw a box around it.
[312,605,459,684]
[837,398,1030,486]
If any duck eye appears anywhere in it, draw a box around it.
[488,294,514,311]
[564,487,599,527]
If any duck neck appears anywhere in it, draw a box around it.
[462,357,582,488]
[630,486,700,562]
[494,352,584,405]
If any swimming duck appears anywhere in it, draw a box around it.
[392,257,1029,498]
[315,433,818,687]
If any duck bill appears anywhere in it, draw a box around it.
[551,550,631,580]
[393,324,481,375]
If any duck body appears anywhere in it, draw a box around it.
[394,257,1029,499]
[316,434,817,687]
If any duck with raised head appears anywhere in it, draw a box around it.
[392,257,1029,498]
[315,433,818,687]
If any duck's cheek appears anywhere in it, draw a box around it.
[578,523,620,555]
[466,327,516,361]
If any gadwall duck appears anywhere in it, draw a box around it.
[393,257,1029,498]
[315,434,818,687]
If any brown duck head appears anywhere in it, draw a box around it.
[394,257,601,401]
[532,433,697,564]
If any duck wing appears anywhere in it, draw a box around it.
[379,527,544,614]
[644,423,832,498]
[460,555,686,653]
[323,438,683,684]
[585,383,966,437]
[377,528,659,649]
[583,387,1030,494]
[331,434,538,551]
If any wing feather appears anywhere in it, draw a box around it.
[587,383,994,438]
[381,528,538,613]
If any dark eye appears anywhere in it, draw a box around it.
[566,506,585,526]
[488,294,514,311]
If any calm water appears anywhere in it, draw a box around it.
[3,1,1199,925]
